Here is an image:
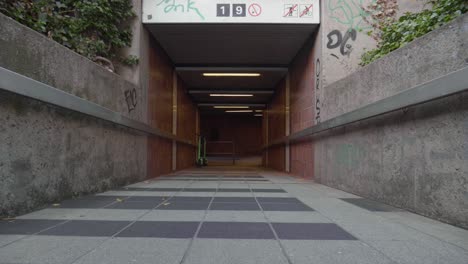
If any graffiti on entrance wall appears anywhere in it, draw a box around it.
[157,0,205,20]
[327,0,374,31]
[124,88,137,113]
[326,29,357,57]
[315,58,321,123]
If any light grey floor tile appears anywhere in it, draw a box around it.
[174,192,215,197]
[377,211,468,251]
[371,240,468,264]
[0,236,106,264]
[253,192,293,198]
[183,239,289,264]
[17,208,90,220]
[0,235,25,248]
[214,192,254,197]
[189,183,219,188]
[141,210,206,222]
[205,211,267,222]
[97,191,137,197]
[282,240,394,264]
[122,191,175,197]
[74,238,190,264]
[218,183,250,189]
[265,211,332,223]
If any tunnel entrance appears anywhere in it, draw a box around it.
[143,0,320,168]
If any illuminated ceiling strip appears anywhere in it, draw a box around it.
[214,106,250,109]
[203,73,261,77]
[225,110,254,113]
[210,94,254,97]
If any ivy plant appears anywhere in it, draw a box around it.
[360,0,468,66]
[0,0,138,69]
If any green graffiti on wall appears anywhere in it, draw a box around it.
[327,0,374,30]
[157,0,205,20]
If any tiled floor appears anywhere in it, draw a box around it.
[1,167,468,264]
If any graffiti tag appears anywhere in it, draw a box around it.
[327,0,374,31]
[327,29,357,57]
[157,0,205,20]
[124,88,137,113]
[315,58,321,123]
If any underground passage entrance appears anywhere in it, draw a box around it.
[1,0,468,263]
[144,0,320,168]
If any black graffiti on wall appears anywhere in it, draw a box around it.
[124,88,137,113]
[326,29,357,57]
[315,58,321,123]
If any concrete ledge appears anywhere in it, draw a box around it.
[0,13,147,217]
[316,14,468,228]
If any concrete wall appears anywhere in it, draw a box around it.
[314,13,468,228]
[0,14,147,217]
[320,0,430,87]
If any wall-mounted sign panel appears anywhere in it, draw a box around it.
[143,0,320,24]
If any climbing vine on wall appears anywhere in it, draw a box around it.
[0,0,138,70]
[360,0,468,66]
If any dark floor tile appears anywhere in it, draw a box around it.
[39,220,129,237]
[126,196,169,202]
[340,198,397,212]
[182,188,218,192]
[252,189,287,193]
[0,219,65,235]
[169,197,212,203]
[105,201,159,210]
[198,222,274,239]
[257,197,301,204]
[213,197,256,203]
[217,188,252,193]
[244,179,270,183]
[181,175,219,178]
[157,202,209,210]
[209,202,260,211]
[118,221,199,238]
[261,203,314,211]
[221,179,269,182]
[272,223,357,240]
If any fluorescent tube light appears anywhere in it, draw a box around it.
[254,114,263,117]
[214,106,249,109]
[210,94,254,97]
[203,73,261,77]
[225,110,254,113]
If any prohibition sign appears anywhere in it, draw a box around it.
[248,3,262,17]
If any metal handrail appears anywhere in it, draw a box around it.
[265,66,468,148]
[0,66,196,146]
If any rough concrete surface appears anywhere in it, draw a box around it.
[315,14,468,228]
[0,13,147,217]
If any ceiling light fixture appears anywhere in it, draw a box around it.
[210,94,254,97]
[225,110,254,113]
[255,110,263,112]
[203,73,261,77]
[254,114,263,117]
[214,106,249,109]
